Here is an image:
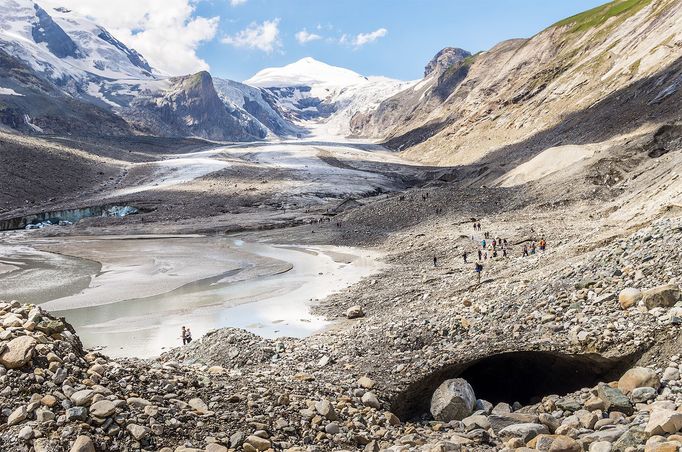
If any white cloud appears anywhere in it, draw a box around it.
[229,0,247,5]
[295,29,322,44]
[351,28,388,47]
[41,0,218,75]
[221,19,282,53]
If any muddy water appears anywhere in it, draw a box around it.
[0,234,380,358]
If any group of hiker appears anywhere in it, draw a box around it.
[434,221,549,285]
[180,326,193,345]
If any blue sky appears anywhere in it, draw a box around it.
[196,0,608,82]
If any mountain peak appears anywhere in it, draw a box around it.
[244,57,366,89]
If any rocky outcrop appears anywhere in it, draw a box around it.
[126,71,267,142]
[424,47,470,77]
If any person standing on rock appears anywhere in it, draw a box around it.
[463,251,468,263]
[185,328,193,344]
[523,244,529,257]
[478,249,482,261]
[181,326,188,345]
[539,238,546,251]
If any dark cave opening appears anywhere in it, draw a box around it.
[391,351,637,421]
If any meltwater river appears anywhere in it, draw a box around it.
[0,233,380,358]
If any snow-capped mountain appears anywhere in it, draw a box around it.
[244,57,416,136]
[0,0,154,83]
[0,0,298,140]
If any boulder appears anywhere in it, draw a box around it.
[0,336,36,369]
[618,288,642,309]
[126,423,149,440]
[244,435,270,451]
[617,367,660,393]
[548,435,581,452]
[70,390,95,406]
[70,436,96,452]
[361,391,381,409]
[346,305,364,319]
[7,405,27,426]
[315,399,338,420]
[489,413,539,433]
[597,383,633,415]
[642,284,680,309]
[498,423,549,442]
[589,441,613,452]
[90,400,116,418]
[645,409,682,435]
[430,378,476,422]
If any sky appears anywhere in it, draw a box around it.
[45,0,610,81]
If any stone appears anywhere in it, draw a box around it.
[126,423,149,440]
[589,441,612,452]
[65,407,88,422]
[244,435,270,451]
[205,445,228,452]
[315,399,338,420]
[579,427,627,443]
[346,305,364,319]
[358,376,375,389]
[462,414,490,431]
[325,422,340,434]
[430,378,476,422]
[361,391,381,409]
[631,386,657,403]
[126,397,151,409]
[612,427,647,451]
[90,400,116,418]
[69,435,96,452]
[7,405,27,426]
[498,423,549,443]
[548,435,581,452]
[661,367,680,382]
[618,288,642,309]
[229,431,245,448]
[70,389,95,406]
[584,396,606,412]
[36,408,55,423]
[18,425,33,440]
[645,409,682,435]
[0,336,36,369]
[489,413,539,433]
[618,367,660,393]
[188,398,209,414]
[41,395,58,408]
[598,383,634,415]
[642,284,680,309]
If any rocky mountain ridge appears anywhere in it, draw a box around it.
[351,0,682,172]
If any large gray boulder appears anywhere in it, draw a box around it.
[430,378,476,421]
[642,284,680,309]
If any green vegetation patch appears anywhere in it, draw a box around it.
[553,0,654,34]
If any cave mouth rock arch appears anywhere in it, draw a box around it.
[391,351,637,421]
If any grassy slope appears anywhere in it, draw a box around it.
[553,0,655,33]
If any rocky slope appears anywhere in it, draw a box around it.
[352,0,682,170]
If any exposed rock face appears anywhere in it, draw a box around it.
[127,71,267,142]
[430,378,476,421]
[352,0,682,171]
[424,47,471,77]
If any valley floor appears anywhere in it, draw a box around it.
[0,129,681,451]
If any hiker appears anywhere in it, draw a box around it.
[181,326,188,345]
[475,262,483,284]
[539,238,546,251]
[185,328,193,344]
[502,248,507,258]
[531,242,537,255]
[433,256,438,267]
[481,239,486,248]
[473,222,477,231]
[523,244,529,257]
[478,249,482,261]
[463,251,468,263]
